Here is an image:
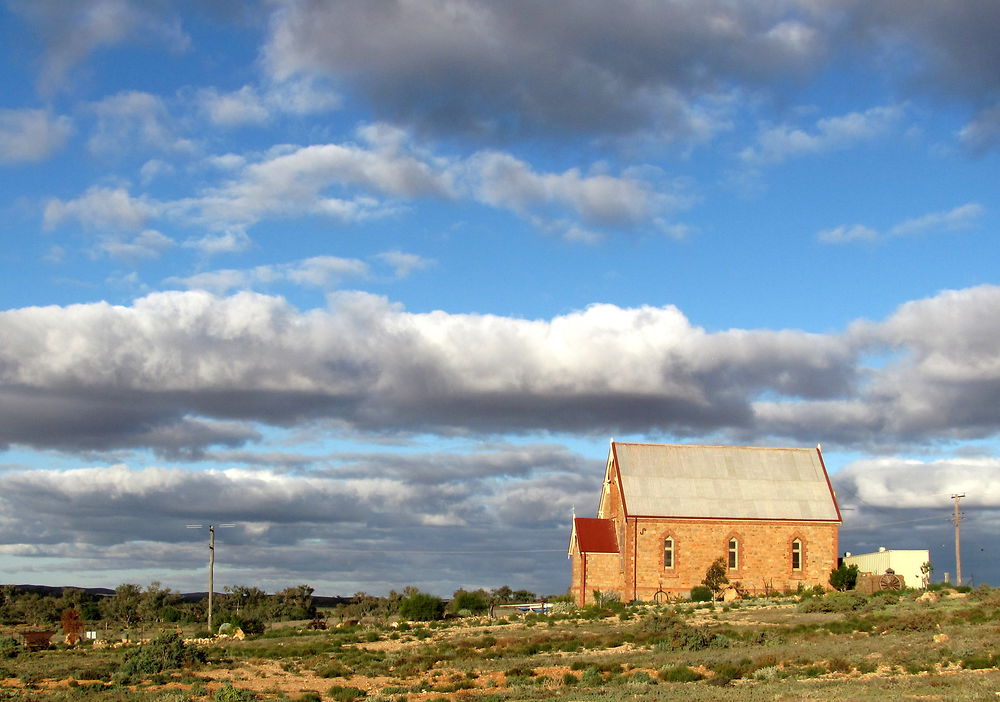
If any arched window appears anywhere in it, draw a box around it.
[728,538,739,570]
[663,536,675,569]
[791,538,803,571]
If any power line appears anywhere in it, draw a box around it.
[840,514,950,531]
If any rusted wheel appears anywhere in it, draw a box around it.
[879,573,903,590]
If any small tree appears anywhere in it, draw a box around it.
[449,589,488,615]
[61,609,83,643]
[702,557,729,599]
[100,584,143,629]
[829,563,859,591]
[398,591,444,621]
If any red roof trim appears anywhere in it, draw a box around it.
[816,447,843,524]
[626,515,841,523]
[611,441,628,517]
[573,517,619,553]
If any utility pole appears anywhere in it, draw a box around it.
[951,494,965,587]
[187,523,235,632]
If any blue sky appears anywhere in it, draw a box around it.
[2,0,1000,596]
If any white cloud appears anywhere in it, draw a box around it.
[835,456,1000,510]
[176,140,451,232]
[139,159,174,184]
[0,288,854,449]
[888,203,985,237]
[87,91,194,155]
[182,230,253,256]
[199,85,270,127]
[265,77,341,115]
[0,108,72,163]
[375,250,433,278]
[0,283,998,458]
[469,152,656,229]
[198,78,341,127]
[742,105,904,165]
[818,203,984,245]
[43,186,156,232]
[166,256,370,294]
[51,122,684,241]
[817,224,879,244]
[959,103,1000,153]
[98,229,174,261]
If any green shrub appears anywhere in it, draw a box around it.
[960,653,997,670]
[327,685,367,701]
[829,563,859,591]
[316,662,351,678]
[690,585,713,602]
[856,659,878,674]
[752,665,782,681]
[399,592,444,621]
[214,684,257,702]
[562,672,578,685]
[579,666,603,685]
[115,631,206,684]
[798,591,866,613]
[798,665,825,678]
[626,671,655,685]
[0,637,19,659]
[449,589,488,615]
[708,662,749,686]
[876,612,939,633]
[658,665,703,682]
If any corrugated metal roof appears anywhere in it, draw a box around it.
[613,442,840,521]
[573,517,620,553]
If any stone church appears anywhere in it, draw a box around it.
[568,441,842,605]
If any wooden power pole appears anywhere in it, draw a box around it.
[951,494,965,586]
[187,523,235,632]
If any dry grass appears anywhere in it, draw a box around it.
[2,588,1000,700]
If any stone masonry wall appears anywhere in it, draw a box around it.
[571,551,624,606]
[620,518,839,600]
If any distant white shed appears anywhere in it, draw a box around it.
[843,548,930,589]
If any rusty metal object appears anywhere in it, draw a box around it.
[21,631,55,651]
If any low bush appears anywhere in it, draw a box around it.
[327,684,367,701]
[658,665,703,682]
[626,671,655,685]
[708,661,750,686]
[315,662,351,678]
[798,591,867,613]
[876,612,939,633]
[115,631,206,684]
[0,637,19,659]
[690,586,713,602]
[214,684,256,702]
[826,656,853,673]
[960,653,998,670]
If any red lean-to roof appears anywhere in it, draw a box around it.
[573,517,619,553]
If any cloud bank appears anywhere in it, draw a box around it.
[1,285,998,455]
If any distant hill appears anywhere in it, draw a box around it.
[7,584,116,597]
[4,584,352,607]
